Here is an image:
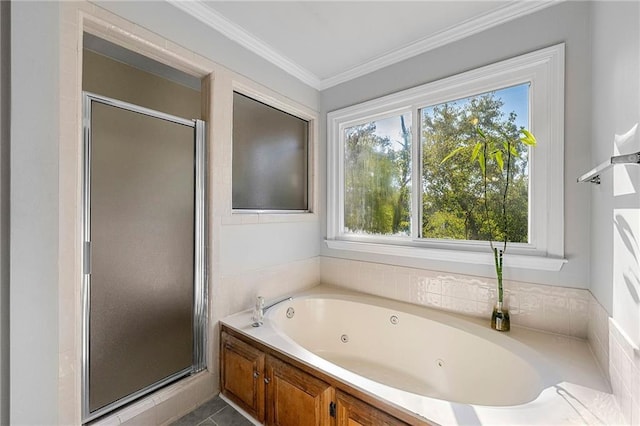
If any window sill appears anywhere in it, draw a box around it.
[223,211,317,225]
[324,239,567,272]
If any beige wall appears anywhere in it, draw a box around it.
[83,49,201,119]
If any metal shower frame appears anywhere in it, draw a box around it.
[81,92,208,423]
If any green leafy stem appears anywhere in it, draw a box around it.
[442,124,536,303]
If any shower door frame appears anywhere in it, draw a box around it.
[81,92,208,423]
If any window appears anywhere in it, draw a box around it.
[327,44,566,271]
[233,91,309,211]
[421,84,530,243]
[343,113,412,237]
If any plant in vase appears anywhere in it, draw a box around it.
[442,119,536,331]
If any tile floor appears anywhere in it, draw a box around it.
[171,395,252,426]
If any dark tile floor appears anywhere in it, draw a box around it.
[171,395,253,426]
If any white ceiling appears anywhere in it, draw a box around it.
[169,1,558,90]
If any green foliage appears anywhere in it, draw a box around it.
[422,210,467,239]
[436,93,537,305]
[343,121,411,235]
[424,93,534,244]
[343,92,535,253]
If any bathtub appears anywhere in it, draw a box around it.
[221,285,621,425]
[268,296,547,407]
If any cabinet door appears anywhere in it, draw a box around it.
[336,391,408,426]
[266,355,334,426]
[221,332,265,422]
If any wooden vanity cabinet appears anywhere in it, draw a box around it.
[221,332,265,422]
[220,328,422,426]
[335,390,408,426]
[266,355,334,426]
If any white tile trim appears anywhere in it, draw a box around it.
[320,256,588,338]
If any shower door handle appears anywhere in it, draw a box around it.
[83,241,92,275]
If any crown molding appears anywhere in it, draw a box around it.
[167,0,322,88]
[168,0,562,91]
[317,1,562,90]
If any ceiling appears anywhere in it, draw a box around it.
[169,1,558,90]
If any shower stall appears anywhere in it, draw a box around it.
[81,92,207,422]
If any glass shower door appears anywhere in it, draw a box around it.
[82,93,206,422]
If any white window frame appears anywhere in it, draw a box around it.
[327,44,566,271]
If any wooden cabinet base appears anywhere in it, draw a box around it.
[221,332,265,422]
[220,326,430,426]
[336,390,407,426]
[266,355,333,426]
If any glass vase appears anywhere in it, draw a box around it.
[491,301,510,332]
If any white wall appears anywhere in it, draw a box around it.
[9,1,324,423]
[320,1,592,289]
[220,222,320,275]
[10,1,60,424]
[94,1,322,277]
[92,1,318,111]
[590,1,640,346]
[0,1,10,424]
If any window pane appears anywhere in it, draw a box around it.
[420,83,530,242]
[232,92,308,210]
[343,114,411,236]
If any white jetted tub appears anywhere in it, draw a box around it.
[268,296,546,407]
[221,286,622,425]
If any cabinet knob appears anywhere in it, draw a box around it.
[253,371,260,378]
[264,377,270,384]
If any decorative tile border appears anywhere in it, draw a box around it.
[320,256,590,338]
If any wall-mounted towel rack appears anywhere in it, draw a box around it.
[577,151,640,184]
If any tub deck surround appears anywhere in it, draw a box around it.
[220,285,624,425]
[320,257,591,339]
